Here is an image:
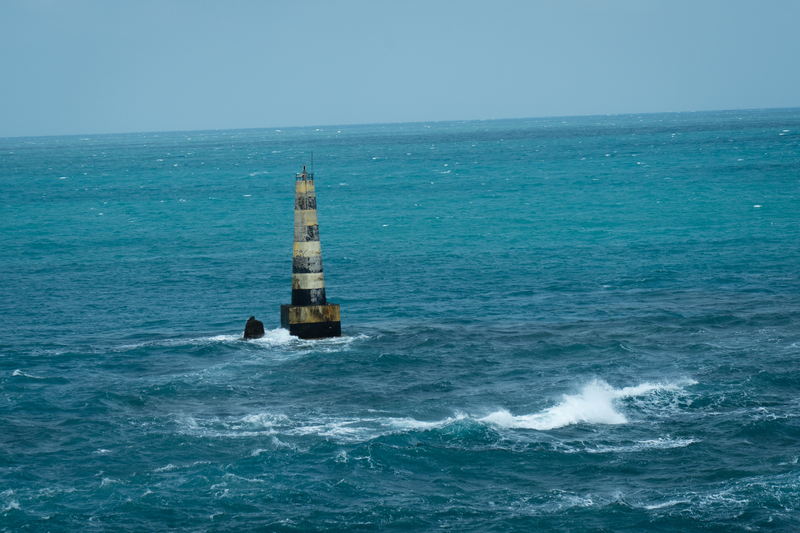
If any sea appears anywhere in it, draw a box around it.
[2,109,800,532]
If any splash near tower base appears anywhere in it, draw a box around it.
[280,165,341,339]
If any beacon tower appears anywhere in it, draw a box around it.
[280,165,341,338]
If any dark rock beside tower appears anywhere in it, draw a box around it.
[243,316,265,340]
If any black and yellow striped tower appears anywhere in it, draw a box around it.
[280,165,341,339]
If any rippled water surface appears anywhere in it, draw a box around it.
[2,110,800,531]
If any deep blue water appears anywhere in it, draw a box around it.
[2,109,800,531]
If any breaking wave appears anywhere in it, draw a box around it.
[171,379,696,443]
[480,379,696,430]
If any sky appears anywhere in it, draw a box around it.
[1,0,799,138]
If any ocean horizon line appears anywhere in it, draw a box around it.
[3,105,799,141]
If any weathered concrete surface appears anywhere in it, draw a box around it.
[282,166,341,339]
[281,304,341,339]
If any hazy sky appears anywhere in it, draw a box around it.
[2,0,799,137]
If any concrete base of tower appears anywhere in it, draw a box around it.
[280,304,341,339]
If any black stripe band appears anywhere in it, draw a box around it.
[293,225,319,242]
[293,256,323,274]
[291,288,327,306]
[289,322,342,339]
[288,321,341,339]
[295,197,317,210]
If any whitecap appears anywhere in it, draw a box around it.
[644,499,690,510]
[1,501,20,512]
[238,413,288,429]
[480,379,695,430]
[587,437,698,454]
[12,369,41,379]
[172,378,690,444]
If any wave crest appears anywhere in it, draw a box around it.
[481,379,696,430]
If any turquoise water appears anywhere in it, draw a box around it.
[2,109,800,531]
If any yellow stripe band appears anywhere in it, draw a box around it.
[294,210,319,226]
[292,272,325,289]
[295,181,316,194]
[293,241,321,256]
[286,304,340,324]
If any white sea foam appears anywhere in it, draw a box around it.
[480,379,695,430]
[222,472,264,484]
[175,380,694,444]
[117,329,294,351]
[12,369,41,379]
[644,499,690,510]
[178,410,456,443]
[238,413,288,429]
[270,436,297,450]
[118,335,234,350]
[248,328,294,346]
[207,334,240,342]
[585,437,698,454]
[285,414,464,441]
[281,332,370,354]
[1,500,20,512]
